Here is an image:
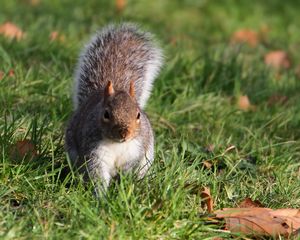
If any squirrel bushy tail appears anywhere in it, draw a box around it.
[73,23,163,110]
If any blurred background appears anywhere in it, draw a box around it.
[1,0,300,62]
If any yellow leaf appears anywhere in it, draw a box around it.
[0,22,25,40]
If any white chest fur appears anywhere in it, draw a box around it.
[94,138,142,176]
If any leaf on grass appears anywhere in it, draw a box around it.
[201,187,214,213]
[267,94,288,107]
[0,71,4,80]
[0,22,25,40]
[231,29,259,47]
[203,160,213,169]
[8,69,15,77]
[29,0,40,6]
[237,95,254,111]
[215,208,300,237]
[205,144,215,153]
[9,139,37,162]
[49,31,65,42]
[116,0,126,13]
[238,197,263,208]
[264,51,291,70]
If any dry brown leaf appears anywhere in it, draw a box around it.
[201,187,214,213]
[29,0,40,6]
[0,22,24,40]
[10,139,37,161]
[267,94,288,107]
[231,29,259,47]
[8,69,15,77]
[49,31,65,42]
[50,31,59,41]
[205,144,215,153]
[203,160,213,169]
[264,51,291,70]
[116,0,126,13]
[237,95,253,111]
[0,71,4,80]
[238,197,264,208]
[215,208,300,237]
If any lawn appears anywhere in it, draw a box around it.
[1,0,300,239]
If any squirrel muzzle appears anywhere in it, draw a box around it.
[111,125,133,142]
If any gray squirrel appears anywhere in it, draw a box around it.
[65,23,163,193]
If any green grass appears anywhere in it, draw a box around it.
[1,0,300,239]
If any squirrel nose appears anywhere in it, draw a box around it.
[119,128,128,139]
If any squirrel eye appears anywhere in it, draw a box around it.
[103,110,110,120]
[136,112,140,120]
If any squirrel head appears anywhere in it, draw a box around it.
[100,81,141,142]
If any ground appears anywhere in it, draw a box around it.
[0,0,300,239]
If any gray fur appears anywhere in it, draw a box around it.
[65,23,162,192]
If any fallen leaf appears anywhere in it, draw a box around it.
[237,95,253,111]
[205,144,215,153]
[0,71,4,80]
[215,208,300,237]
[264,51,291,70]
[8,69,15,77]
[49,31,65,42]
[201,187,214,213]
[116,0,126,13]
[9,139,37,162]
[238,198,264,208]
[203,160,213,169]
[50,31,59,41]
[29,0,40,6]
[231,29,259,47]
[0,22,24,40]
[267,94,288,107]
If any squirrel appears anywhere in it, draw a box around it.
[65,23,163,193]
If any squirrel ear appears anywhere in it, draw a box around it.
[105,81,114,97]
[129,81,135,98]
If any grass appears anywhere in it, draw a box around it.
[1,0,300,239]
